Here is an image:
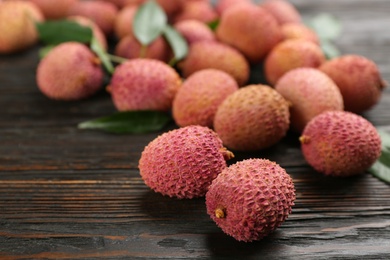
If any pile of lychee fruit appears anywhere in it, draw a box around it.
[1,0,386,242]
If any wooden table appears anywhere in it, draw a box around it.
[1,0,390,259]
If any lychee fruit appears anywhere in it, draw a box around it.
[113,5,137,39]
[206,158,296,242]
[319,55,386,114]
[261,0,301,25]
[29,0,77,20]
[214,85,290,151]
[174,19,216,45]
[179,41,250,86]
[139,125,234,199]
[114,34,169,62]
[265,39,326,86]
[216,3,282,64]
[215,0,252,16]
[173,69,239,128]
[36,42,104,100]
[174,0,218,23]
[108,58,181,112]
[281,23,319,44]
[0,1,44,54]
[275,68,344,133]
[67,0,118,35]
[300,111,382,177]
[68,16,108,50]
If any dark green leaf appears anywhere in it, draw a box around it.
[90,37,114,74]
[369,130,390,184]
[306,13,342,41]
[163,25,189,66]
[133,0,167,46]
[320,40,341,59]
[207,19,220,31]
[36,20,93,45]
[39,45,56,59]
[78,110,172,134]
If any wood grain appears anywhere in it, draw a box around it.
[1,0,390,259]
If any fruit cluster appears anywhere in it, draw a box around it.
[1,0,385,242]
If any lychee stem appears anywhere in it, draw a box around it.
[215,207,226,219]
[220,147,235,161]
[299,135,310,144]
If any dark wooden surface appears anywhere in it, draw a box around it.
[1,0,390,259]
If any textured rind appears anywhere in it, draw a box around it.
[319,55,385,114]
[261,0,302,25]
[216,4,282,64]
[139,125,229,199]
[109,58,181,112]
[172,69,239,127]
[214,85,290,151]
[180,41,250,86]
[275,68,344,133]
[281,23,319,44]
[265,39,326,86]
[174,19,216,45]
[0,1,44,54]
[36,42,104,100]
[300,111,382,177]
[205,158,296,242]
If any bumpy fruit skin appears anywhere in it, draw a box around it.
[275,68,344,133]
[174,19,216,45]
[0,1,44,54]
[281,23,319,44]
[109,58,181,112]
[265,39,326,86]
[173,69,239,128]
[214,85,290,151]
[179,41,250,86]
[319,55,386,114]
[139,125,234,199]
[216,4,282,64]
[36,42,104,100]
[261,0,301,25]
[206,158,296,242]
[67,0,118,35]
[300,111,382,177]
[29,0,77,19]
[115,34,168,62]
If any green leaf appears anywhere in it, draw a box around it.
[133,0,167,46]
[78,110,172,134]
[369,130,390,184]
[207,19,220,31]
[90,37,115,74]
[163,25,189,66]
[320,40,341,59]
[36,20,93,45]
[306,13,342,41]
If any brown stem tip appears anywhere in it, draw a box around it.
[299,135,310,144]
[215,207,226,219]
[220,147,234,161]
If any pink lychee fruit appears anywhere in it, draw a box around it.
[174,19,216,45]
[29,0,77,19]
[172,69,239,128]
[214,84,291,151]
[36,42,104,100]
[113,5,138,39]
[275,68,344,133]
[300,111,382,177]
[139,125,234,199]
[319,55,387,114]
[108,58,181,112]
[206,158,296,242]
[261,0,301,25]
[281,23,319,44]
